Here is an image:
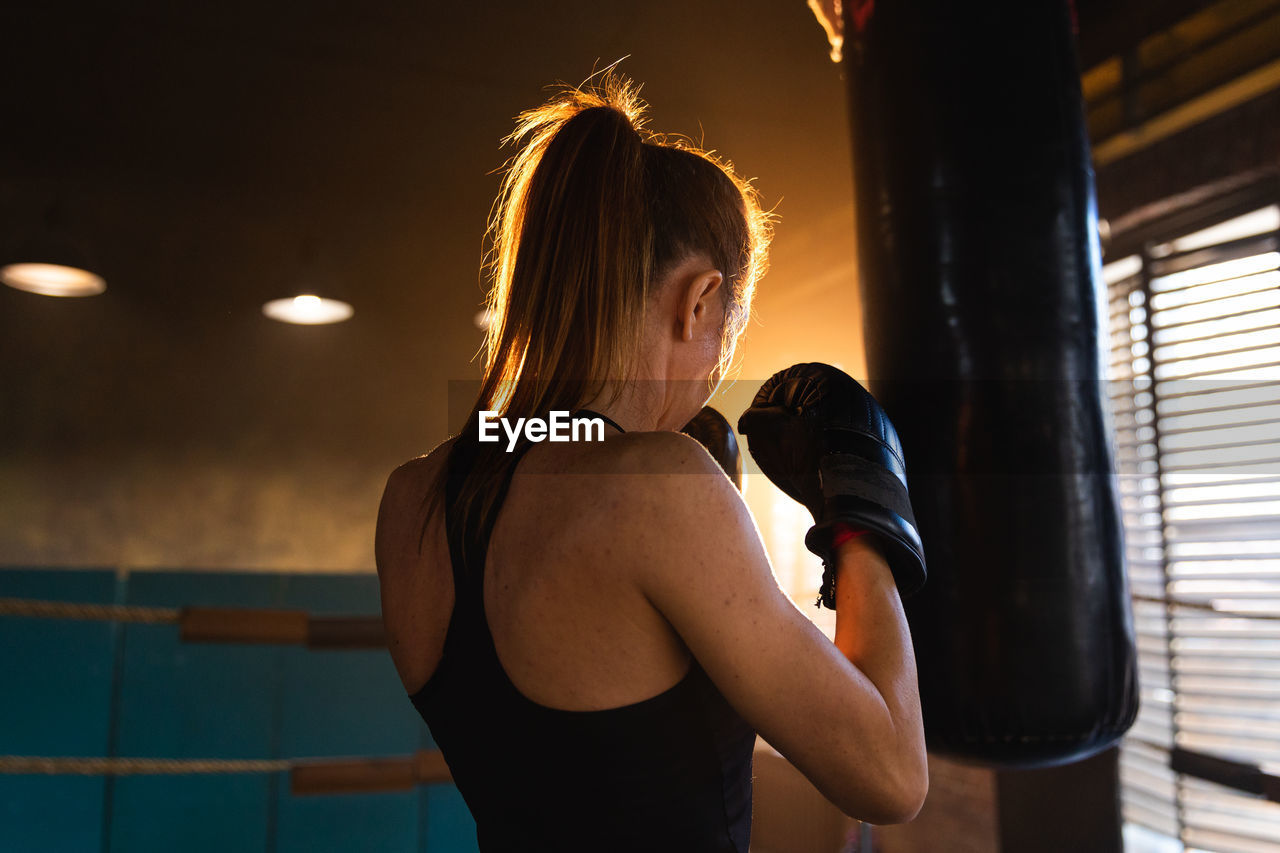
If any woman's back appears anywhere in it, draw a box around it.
[376,69,925,848]
[378,431,756,851]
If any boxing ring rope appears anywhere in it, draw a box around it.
[5,594,1279,801]
[5,594,1278,632]
[0,597,182,624]
[0,751,453,795]
[0,597,387,646]
[0,755,291,775]
[0,595,439,795]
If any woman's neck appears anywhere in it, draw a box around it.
[577,378,684,433]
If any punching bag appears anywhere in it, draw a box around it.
[842,0,1139,766]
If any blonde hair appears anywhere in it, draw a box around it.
[426,67,774,561]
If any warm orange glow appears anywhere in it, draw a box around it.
[806,0,844,63]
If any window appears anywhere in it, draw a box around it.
[1104,197,1280,852]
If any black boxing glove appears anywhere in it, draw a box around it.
[737,363,926,607]
[681,406,743,490]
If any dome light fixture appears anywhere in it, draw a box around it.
[1,261,106,297]
[262,231,354,325]
[3,199,107,297]
[262,293,354,325]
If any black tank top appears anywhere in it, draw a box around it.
[408,424,756,852]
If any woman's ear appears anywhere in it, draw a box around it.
[677,267,725,342]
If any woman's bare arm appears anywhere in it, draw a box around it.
[618,431,927,824]
[832,532,928,818]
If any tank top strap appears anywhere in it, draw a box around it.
[571,408,626,435]
[442,436,472,595]
[444,435,535,604]
[442,409,620,637]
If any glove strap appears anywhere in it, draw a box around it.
[818,453,917,528]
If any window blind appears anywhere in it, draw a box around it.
[1104,200,1280,853]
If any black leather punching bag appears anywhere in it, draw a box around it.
[842,0,1139,766]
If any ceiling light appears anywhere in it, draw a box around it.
[1,262,106,297]
[262,294,353,325]
[3,200,106,297]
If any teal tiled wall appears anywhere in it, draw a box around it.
[0,569,118,852]
[0,568,478,853]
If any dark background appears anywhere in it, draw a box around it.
[0,0,865,570]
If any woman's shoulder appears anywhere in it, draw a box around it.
[375,438,457,564]
[381,428,717,481]
[623,428,718,462]
[513,429,724,491]
[527,430,733,535]
[384,437,457,490]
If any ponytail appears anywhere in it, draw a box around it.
[485,96,653,409]
[422,68,774,566]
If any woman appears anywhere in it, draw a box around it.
[375,70,927,851]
